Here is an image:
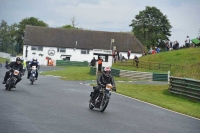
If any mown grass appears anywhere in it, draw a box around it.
[116,83,200,119]
[42,66,130,81]
[0,57,9,63]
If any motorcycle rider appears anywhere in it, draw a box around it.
[2,57,23,88]
[91,67,116,104]
[27,57,39,80]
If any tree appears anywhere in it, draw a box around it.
[130,6,172,49]
[62,25,74,29]
[70,16,78,28]
[16,17,48,53]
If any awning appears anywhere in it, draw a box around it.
[191,38,200,45]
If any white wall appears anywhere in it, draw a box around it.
[23,45,142,66]
[23,45,107,65]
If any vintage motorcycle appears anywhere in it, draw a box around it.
[5,68,20,91]
[30,66,37,84]
[89,84,113,112]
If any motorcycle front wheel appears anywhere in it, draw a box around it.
[99,95,109,112]
[89,97,94,110]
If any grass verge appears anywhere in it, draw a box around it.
[90,83,200,119]
[0,57,9,63]
[41,66,130,81]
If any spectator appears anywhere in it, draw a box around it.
[127,50,131,59]
[142,51,147,56]
[166,42,169,51]
[97,56,103,72]
[134,55,139,68]
[152,48,156,54]
[170,41,173,48]
[90,57,96,68]
[185,36,190,48]
[119,53,122,61]
[155,47,160,53]
[117,51,120,60]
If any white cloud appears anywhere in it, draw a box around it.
[0,0,199,46]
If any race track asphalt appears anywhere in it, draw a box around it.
[0,66,199,133]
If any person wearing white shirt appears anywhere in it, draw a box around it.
[185,36,190,47]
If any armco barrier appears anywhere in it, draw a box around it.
[169,77,200,100]
[90,68,168,81]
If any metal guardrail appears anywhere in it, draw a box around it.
[169,77,200,100]
[90,68,169,81]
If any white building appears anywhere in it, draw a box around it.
[23,26,144,67]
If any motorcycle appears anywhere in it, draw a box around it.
[89,84,113,112]
[5,68,20,91]
[30,66,37,84]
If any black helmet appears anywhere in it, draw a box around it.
[16,57,21,61]
[103,67,111,77]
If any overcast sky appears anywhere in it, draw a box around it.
[0,0,200,46]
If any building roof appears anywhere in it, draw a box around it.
[24,25,144,53]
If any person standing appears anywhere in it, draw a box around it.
[90,57,96,68]
[134,55,139,68]
[185,36,190,48]
[98,56,103,72]
[127,50,131,59]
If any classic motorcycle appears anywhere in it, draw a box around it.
[5,68,20,91]
[30,66,37,84]
[89,84,113,112]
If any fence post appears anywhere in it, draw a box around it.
[168,71,170,84]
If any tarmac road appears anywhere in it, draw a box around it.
[0,66,199,133]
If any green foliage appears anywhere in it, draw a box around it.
[0,57,9,63]
[0,20,18,54]
[16,17,48,53]
[130,6,172,49]
[62,25,75,29]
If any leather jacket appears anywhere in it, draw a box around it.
[97,73,115,88]
[8,62,23,72]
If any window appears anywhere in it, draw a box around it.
[57,48,66,53]
[38,46,43,51]
[31,46,43,51]
[81,49,89,54]
[31,46,37,50]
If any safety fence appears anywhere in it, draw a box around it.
[169,77,200,100]
[90,67,169,82]
[56,60,89,67]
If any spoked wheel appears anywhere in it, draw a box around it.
[5,84,11,91]
[89,98,94,110]
[99,97,109,112]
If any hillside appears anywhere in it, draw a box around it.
[113,47,200,80]
[140,47,200,65]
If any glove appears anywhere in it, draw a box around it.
[112,87,116,92]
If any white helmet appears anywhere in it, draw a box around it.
[32,57,37,63]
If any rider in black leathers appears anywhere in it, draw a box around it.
[2,57,23,88]
[91,67,116,103]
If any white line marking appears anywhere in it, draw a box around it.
[113,92,200,121]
